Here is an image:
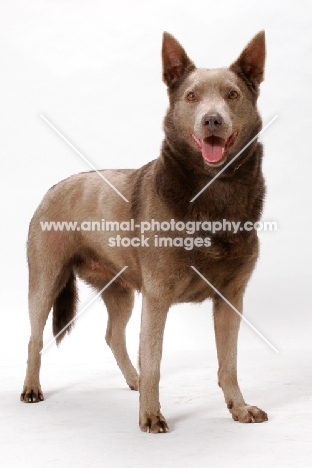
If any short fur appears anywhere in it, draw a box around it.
[21,31,268,432]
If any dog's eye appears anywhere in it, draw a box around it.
[186,92,197,102]
[228,90,239,100]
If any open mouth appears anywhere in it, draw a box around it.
[191,132,238,164]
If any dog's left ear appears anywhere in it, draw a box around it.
[162,32,195,88]
[230,31,265,89]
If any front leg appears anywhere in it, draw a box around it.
[213,293,268,423]
[138,293,169,433]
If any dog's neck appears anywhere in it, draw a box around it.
[154,138,264,222]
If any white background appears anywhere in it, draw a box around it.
[1,1,312,466]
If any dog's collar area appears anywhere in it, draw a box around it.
[233,161,244,172]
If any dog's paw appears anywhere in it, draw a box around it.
[229,403,268,423]
[128,381,139,391]
[20,387,44,403]
[139,411,169,433]
[127,372,139,391]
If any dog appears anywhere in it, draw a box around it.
[21,31,268,433]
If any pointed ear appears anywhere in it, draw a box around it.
[162,32,195,88]
[230,31,266,89]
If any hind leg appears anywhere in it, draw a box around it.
[21,247,70,402]
[20,287,53,402]
[102,283,138,390]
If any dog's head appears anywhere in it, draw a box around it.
[162,31,265,169]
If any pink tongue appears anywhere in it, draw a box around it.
[201,137,225,162]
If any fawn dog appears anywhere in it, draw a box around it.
[21,31,268,432]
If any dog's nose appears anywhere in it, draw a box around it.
[202,113,223,131]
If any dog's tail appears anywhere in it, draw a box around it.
[53,271,78,345]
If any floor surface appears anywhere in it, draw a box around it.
[2,335,311,467]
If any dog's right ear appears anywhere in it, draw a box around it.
[162,32,195,88]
